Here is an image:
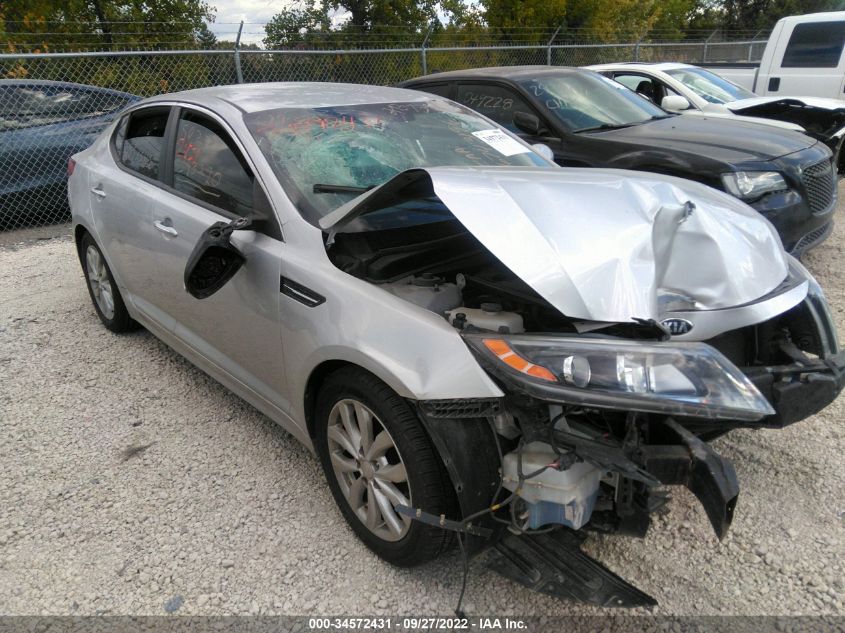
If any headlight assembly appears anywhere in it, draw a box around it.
[721,171,787,200]
[464,334,775,421]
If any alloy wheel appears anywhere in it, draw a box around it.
[326,398,412,542]
[85,245,115,320]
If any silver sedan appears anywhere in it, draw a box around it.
[69,83,844,605]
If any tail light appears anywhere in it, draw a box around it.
[67,158,76,177]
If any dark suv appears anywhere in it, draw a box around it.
[401,66,838,255]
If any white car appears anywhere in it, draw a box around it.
[589,62,845,171]
[68,83,845,607]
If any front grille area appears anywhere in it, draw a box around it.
[791,221,833,254]
[802,159,836,214]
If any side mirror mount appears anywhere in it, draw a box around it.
[249,179,283,240]
[513,111,544,136]
[532,143,555,162]
[661,95,691,112]
[184,217,251,300]
[252,179,273,223]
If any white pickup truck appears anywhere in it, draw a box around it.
[711,11,845,98]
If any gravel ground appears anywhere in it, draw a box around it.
[1,198,844,617]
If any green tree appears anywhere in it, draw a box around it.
[718,0,841,30]
[480,0,567,34]
[264,0,331,48]
[479,0,699,41]
[1,0,215,52]
[195,22,217,49]
[327,0,438,29]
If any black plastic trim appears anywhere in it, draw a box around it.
[280,277,326,307]
[418,398,502,419]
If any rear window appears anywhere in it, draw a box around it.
[116,107,169,180]
[782,21,845,68]
[415,83,451,98]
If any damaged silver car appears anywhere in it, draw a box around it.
[69,84,845,608]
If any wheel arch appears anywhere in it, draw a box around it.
[73,223,91,261]
[302,357,501,542]
[303,359,357,439]
[73,221,129,291]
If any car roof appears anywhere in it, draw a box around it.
[144,82,434,113]
[586,62,694,72]
[404,65,584,84]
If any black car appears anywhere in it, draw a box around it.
[0,80,139,229]
[400,66,838,255]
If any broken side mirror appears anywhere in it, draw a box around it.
[184,216,252,300]
[513,111,544,136]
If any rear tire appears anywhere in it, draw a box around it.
[79,233,137,333]
[315,367,457,567]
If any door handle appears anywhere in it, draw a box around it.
[153,220,178,237]
[90,187,106,199]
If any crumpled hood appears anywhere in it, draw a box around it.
[321,166,789,323]
[728,96,845,114]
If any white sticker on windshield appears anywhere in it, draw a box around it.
[472,129,531,157]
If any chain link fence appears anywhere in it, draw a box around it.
[0,35,767,231]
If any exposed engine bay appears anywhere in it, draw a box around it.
[728,97,845,173]
[323,170,845,606]
[330,217,567,333]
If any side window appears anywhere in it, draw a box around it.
[417,83,451,98]
[119,107,169,180]
[173,111,254,216]
[782,21,845,68]
[456,83,534,132]
[613,74,658,103]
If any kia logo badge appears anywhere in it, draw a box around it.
[661,318,694,335]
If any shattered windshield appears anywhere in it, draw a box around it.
[518,72,669,132]
[665,67,756,104]
[244,100,550,223]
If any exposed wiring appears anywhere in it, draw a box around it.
[458,438,553,528]
[453,532,469,618]
[453,436,556,616]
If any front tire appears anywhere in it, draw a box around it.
[79,233,137,333]
[315,367,457,567]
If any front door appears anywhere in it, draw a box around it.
[139,106,289,411]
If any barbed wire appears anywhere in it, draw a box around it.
[1,20,771,55]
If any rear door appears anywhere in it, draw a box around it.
[765,19,845,98]
[139,105,289,410]
[90,105,172,325]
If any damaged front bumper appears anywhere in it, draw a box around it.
[745,349,845,427]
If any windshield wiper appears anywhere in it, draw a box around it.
[313,183,375,194]
[575,122,638,133]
